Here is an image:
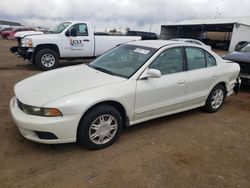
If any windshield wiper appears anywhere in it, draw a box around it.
[88,65,127,78]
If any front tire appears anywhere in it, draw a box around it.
[204,84,226,113]
[78,105,123,149]
[35,49,59,71]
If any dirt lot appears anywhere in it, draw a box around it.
[0,38,250,188]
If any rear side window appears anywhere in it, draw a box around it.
[186,47,206,70]
[205,51,216,67]
[150,48,184,75]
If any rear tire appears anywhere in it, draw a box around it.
[204,84,226,113]
[35,49,59,71]
[78,105,123,150]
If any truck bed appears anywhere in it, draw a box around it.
[94,36,141,56]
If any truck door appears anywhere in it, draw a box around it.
[62,23,94,57]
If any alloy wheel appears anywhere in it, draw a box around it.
[89,114,118,145]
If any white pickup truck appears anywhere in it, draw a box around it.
[10,21,141,70]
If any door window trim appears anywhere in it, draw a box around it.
[65,23,89,37]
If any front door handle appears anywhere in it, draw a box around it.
[212,75,219,79]
[177,80,185,85]
[83,39,90,42]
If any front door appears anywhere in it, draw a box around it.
[134,47,187,121]
[62,23,94,57]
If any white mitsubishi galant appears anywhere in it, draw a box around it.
[10,40,240,149]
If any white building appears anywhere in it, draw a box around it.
[160,17,250,51]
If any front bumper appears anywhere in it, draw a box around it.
[10,46,33,61]
[10,97,82,144]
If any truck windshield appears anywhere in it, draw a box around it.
[89,44,157,78]
[48,22,71,34]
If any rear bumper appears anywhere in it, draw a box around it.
[10,97,81,144]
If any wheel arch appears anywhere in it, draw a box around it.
[218,82,227,92]
[34,44,60,59]
[76,100,129,141]
[207,81,227,100]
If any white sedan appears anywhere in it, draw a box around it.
[10,40,240,149]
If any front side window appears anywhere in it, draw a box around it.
[186,47,206,70]
[150,48,184,75]
[68,23,88,36]
[89,44,157,78]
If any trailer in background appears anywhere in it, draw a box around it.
[160,17,250,52]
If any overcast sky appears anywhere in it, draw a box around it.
[0,0,250,33]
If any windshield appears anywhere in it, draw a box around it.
[89,44,157,78]
[48,22,71,34]
[241,44,250,52]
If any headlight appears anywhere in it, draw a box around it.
[21,38,33,47]
[17,99,62,117]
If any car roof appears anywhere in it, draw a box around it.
[127,40,185,49]
[171,38,200,42]
[65,21,90,25]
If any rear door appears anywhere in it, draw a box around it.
[134,47,187,121]
[62,23,94,57]
[185,47,218,107]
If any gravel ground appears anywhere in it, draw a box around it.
[0,38,250,188]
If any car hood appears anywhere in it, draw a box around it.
[14,31,44,38]
[223,51,250,63]
[14,65,126,107]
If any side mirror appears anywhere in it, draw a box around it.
[65,30,69,37]
[140,68,161,79]
[70,28,77,37]
[66,28,77,37]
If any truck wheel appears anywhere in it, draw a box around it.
[35,49,59,71]
[78,105,122,150]
[204,84,226,113]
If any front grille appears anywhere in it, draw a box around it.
[237,62,250,74]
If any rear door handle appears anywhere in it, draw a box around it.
[83,39,90,42]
